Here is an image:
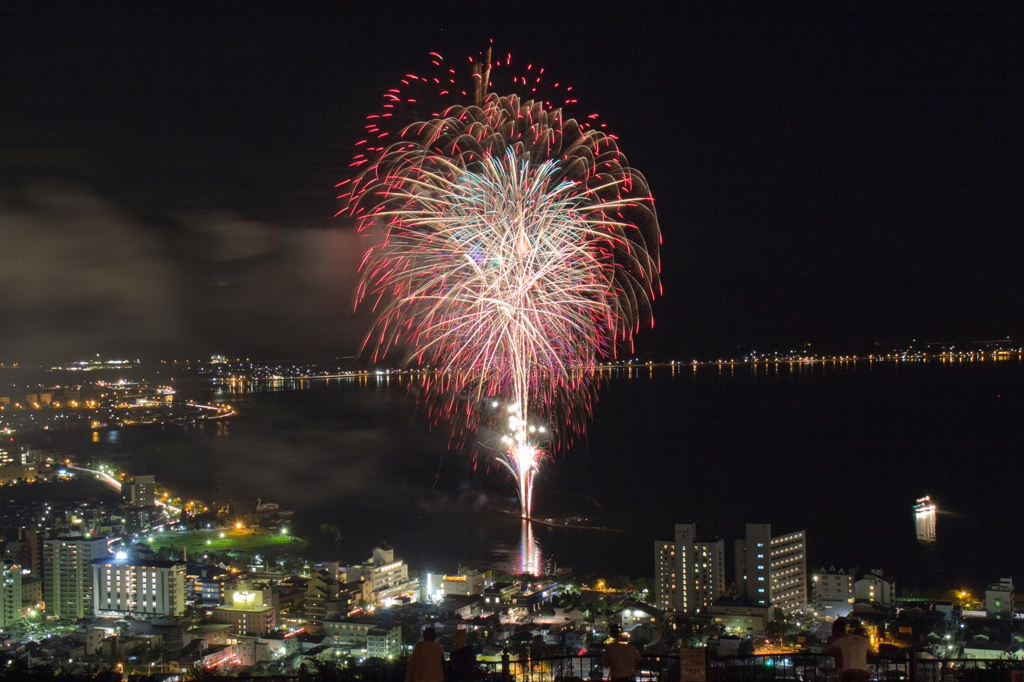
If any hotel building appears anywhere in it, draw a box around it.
[654,523,726,613]
[735,523,807,615]
[92,555,186,617]
[43,536,108,620]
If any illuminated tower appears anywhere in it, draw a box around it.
[735,524,807,615]
[654,523,725,613]
[0,561,22,628]
[43,536,108,620]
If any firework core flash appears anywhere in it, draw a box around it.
[345,52,662,517]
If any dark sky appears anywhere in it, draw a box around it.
[1,3,1020,364]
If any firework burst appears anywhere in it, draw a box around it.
[344,56,661,517]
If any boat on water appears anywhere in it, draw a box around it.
[496,509,621,532]
[255,498,279,512]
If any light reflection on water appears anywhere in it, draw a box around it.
[488,520,547,576]
[212,373,413,396]
[518,520,544,576]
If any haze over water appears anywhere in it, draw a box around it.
[75,359,1021,590]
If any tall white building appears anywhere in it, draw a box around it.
[1,561,23,627]
[654,524,725,613]
[814,567,855,617]
[813,567,894,618]
[855,569,894,606]
[43,536,109,620]
[212,580,277,635]
[92,556,186,617]
[367,625,402,659]
[735,524,807,615]
[985,578,1014,621]
[124,475,156,507]
[344,545,415,604]
[654,541,676,611]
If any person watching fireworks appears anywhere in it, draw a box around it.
[602,624,641,682]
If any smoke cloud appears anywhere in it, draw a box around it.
[0,185,368,364]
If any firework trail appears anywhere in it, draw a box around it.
[343,54,661,517]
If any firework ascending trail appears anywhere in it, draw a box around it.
[344,56,662,517]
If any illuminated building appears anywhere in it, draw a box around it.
[615,599,665,631]
[443,567,491,596]
[509,580,558,612]
[1,561,22,627]
[2,528,40,577]
[856,569,895,606]
[338,578,372,614]
[233,634,272,667]
[304,572,340,627]
[814,567,854,617]
[653,523,725,613]
[367,625,402,659]
[346,545,407,590]
[212,580,277,635]
[92,555,185,617]
[735,524,807,615]
[311,561,341,580]
[43,536,109,620]
[187,563,231,605]
[813,567,894,618]
[423,567,492,601]
[323,617,381,650]
[707,598,774,635]
[21,575,42,609]
[343,545,417,605]
[985,578,1014,621]
[123,475,156,507]
[0,464,36,484]
[480,580,557,613]
[482,582,518,608]
[654,542,675,611]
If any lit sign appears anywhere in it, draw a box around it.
[233,591,257,606]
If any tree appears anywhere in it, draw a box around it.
[183,603,204,626]
[765,618,786,645]
[608,576,630,591]
[320,523,343,550]
[185,666,227,681]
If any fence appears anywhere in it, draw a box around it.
[475,653,678,682]
[708,654,1024,682]
[468,653,1024,682]
[179,652,1024,682]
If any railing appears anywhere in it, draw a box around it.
[108,652,1024,682]
[477,655,602,682]
[711,653,837,682]
[706,654,1024,682]
[465,653,1024,682]
[907,658,1024,682]
[471,653,679,682]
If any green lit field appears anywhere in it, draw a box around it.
[142,528,306,554]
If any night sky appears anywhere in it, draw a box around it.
[1,3,1020,364]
